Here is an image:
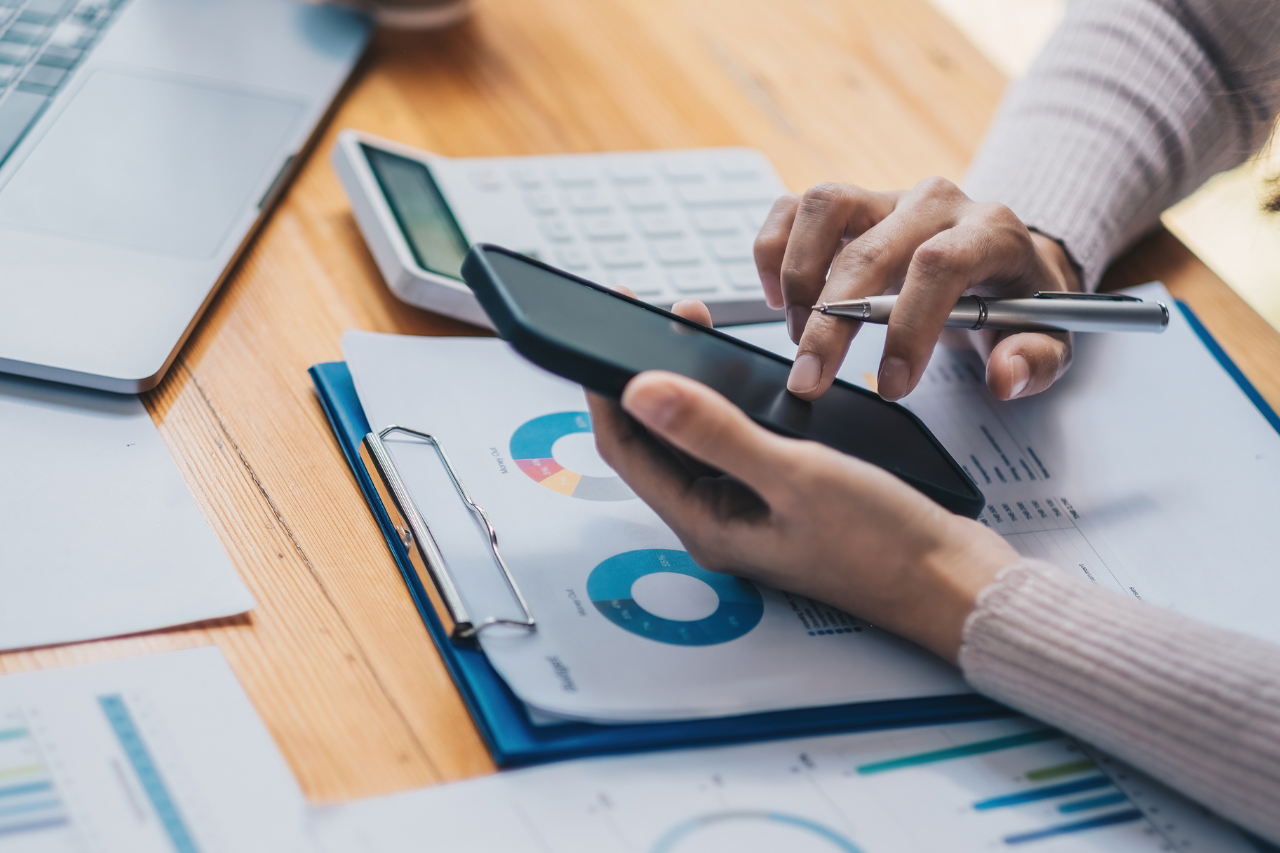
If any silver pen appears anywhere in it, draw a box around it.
[815,292,1169,334]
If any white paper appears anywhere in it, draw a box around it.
[344,332,965,724]
[732,282,1280,644]
[0,647,310,853]
[311,715,1257,853]
[0,376,254,650]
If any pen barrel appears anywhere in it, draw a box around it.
[942,297,1169,333]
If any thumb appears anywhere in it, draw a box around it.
[621,371,789,497]
[985,331,1072,400]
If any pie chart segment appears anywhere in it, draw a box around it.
[510,412,633,501]
[587,549,764,646]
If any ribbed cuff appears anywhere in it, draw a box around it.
[960,559,1280,842]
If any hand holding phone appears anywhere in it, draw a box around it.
[461,244,985,517]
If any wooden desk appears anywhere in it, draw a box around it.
[3,0,1277,804]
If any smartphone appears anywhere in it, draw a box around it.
[461,244,985,517]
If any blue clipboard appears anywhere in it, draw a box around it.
[309,361,1005,767]
[309,301,1280,768]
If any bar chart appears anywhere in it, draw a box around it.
[837,723,1242,851]
[0,706,79,853]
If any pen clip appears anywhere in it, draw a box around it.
[1032,291,1141,302]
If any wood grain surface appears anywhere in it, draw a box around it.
[1,0,1275,805]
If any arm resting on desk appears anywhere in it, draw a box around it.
[961,559,1280,843]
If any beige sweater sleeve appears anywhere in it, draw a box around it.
[963,0,1280,290]
[959,559,1280,843]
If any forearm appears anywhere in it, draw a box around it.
[964,0,1280,290]
[960,560,1280,843]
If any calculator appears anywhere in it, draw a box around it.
[332,131,788,328]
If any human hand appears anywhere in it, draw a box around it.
[754,177,1080,402]
[589,293,1018,663]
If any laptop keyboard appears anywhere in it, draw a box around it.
[0,0,127,167]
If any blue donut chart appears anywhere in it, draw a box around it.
[651,811,864,853]
[586,549,763,646]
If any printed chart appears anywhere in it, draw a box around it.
[313,718,1261,853]
[510,412,633,501]
[586,550,764,646]
[0,708,77,852]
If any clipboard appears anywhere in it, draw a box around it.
[310,302,1280,767]
[310,361,1006,767]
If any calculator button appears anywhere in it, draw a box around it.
[539,218,575,242]
[565,188,614,213]
[717,153,764,179]
[636,213,686,239]
[692,211,741,235]
[723,264,762,291]
[596,244,647,268]
[661,156,708,182]
[579,215,629,240]
[551,163,598,187]
[610,271,665,297]
[606,161,654,184]
[708,237,753,263]
[676,182,779,207]
[556,246,593,270]
[652,240,703,266]
[668,268,719,294]
[469,168,504,191]
[509,167,545,189]
[524,191,560,214]
[622,186,667,211]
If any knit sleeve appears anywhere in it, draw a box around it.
[959,559,1280,843]
[962,0,1280,290]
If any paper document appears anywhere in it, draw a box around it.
[0,647,310,853]
[733,282,1280,645]
[344,332,965,723]
[311,716,1257,852]
[0,375,254,650]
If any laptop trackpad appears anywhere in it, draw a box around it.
[0,69,305,258]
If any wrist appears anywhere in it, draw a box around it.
[901,519,1016,663]
[1030,231,1082,293]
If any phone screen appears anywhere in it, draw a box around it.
[363,144,469,280]
[481,250,977,503]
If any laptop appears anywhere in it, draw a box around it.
[0,0,371,392]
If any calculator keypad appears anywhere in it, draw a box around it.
[450,148,786,320]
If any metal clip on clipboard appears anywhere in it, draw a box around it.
[358,425,536,642]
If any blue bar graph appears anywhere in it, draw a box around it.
[0,817,69,838]
[1004,809,1145,845]
[1059,792,1128,814]
[0,781,53,799]
[0,799,61,818]
[99,695,201,853]
[974,776,1113,810]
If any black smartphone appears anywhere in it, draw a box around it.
[461,244,985,517]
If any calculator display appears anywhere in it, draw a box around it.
[363,145,470,280]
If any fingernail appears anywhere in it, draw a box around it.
[761,272,782,309]
[877,357,910,400]
[1008,354,1030,399]
[788,353,822,395]
[623,382,680,429]
[786,305,810,342]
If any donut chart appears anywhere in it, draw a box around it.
[651,811,863,853]
[587,549,763,646]
[510,411,634,501]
